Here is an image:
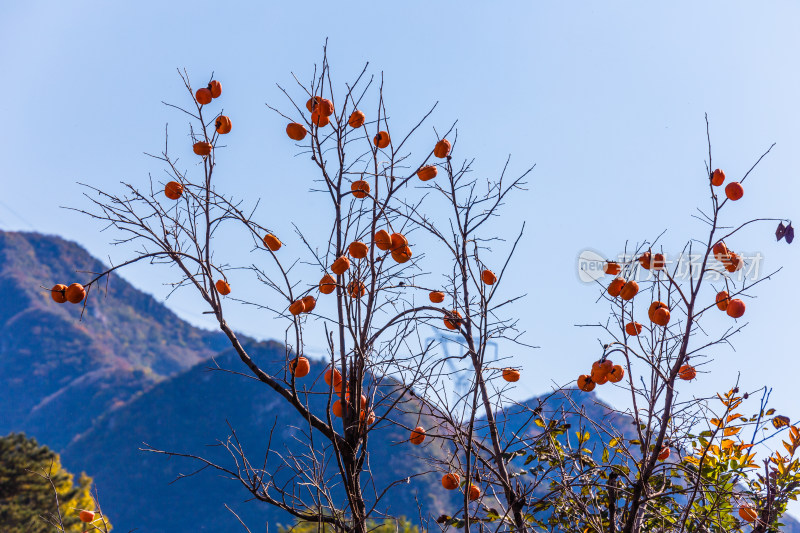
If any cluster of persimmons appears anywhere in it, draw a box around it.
[287,95,529,501]
[46,80,544,506]
[577,168,749,394]
[49,283,86,305]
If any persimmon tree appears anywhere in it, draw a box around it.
[48,48,551,533]
[543,122,800,533]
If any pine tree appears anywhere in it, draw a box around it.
[0,433,111,532]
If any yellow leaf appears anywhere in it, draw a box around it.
[727,413,743,423]
[723,427,741,437]
[710,418,722,428]
[609,438,619,448]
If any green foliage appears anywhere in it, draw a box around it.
[0,433,111,532]
[279,516,418,533]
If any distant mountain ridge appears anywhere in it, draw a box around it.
[0,230,228,449]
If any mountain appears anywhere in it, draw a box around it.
[62,343,457,531]
[0,231,228,449]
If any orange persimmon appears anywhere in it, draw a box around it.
[434,139,451,158]
[286,123,307,141]
[165,181,183,200]
[348,110,365,128]
[51,284,68,303]
[373,131,390,149]
[291,356,310,378]
[577,375,595,392]
[351,180,370,199]
[711,168,725,186]
[726,298,745,318]
[725,182,744,201]
[374,230,392,251]
[444,310,462,330]
[348,241,369,259]
[208,80,222,98]
[604,261,621,276]
[625,322,642,336]
[607,278,625,298]
[410,427,425,445]
[417,165,438,181]
[331,256,351,275]
[620,280,639,301]
[263,234,282,251]
[319,274,337,294]
[193,142,212,156]
[65,283,86,304]
[429,291,445,303]
[195,88,212,105]
[442,473,460,490]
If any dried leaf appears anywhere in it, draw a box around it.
[786,224,795,244]
[773,415,791,429]
[724,427,741,436]
[776,222,787,241]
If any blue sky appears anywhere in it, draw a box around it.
[2,0,799,493]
